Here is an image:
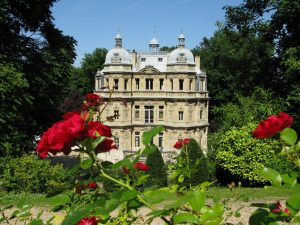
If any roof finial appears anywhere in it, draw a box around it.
[149,25,159,51]
[115,28,122,48]
[178,27,185,48]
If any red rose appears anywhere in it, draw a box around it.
[182,138,190,145]
[134,162,150,171]
[36,112,85,158]
[253,112,294,138]
[95,139,117,153]
[87,182,98,189]
[76,216,97,225]
[174,141,183,149]
[83,93,101,110]
[87,121,112,138]
[270,201,291,216]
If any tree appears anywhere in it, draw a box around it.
[146,146,168,187]
[0,0,76,156]
[195,24,275,105]
[223,0,300,128]
[80,48,107,91]
[186,139,211,186]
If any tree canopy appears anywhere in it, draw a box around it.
[0,0,76,155]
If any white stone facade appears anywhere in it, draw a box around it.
[95,33,209,163]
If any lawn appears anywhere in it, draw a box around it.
[0,185,298,208]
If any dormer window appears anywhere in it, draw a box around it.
[141,58,146,62]
[158,58,163,62]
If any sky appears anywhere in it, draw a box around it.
[52,0,244,66]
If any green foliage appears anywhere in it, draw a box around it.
[0,64,33,156]
[211,87,287,132]
[0,0,76,156]
[195,25,275,105]
[146,146,168,187]
[170,139,211,188]
[0,154,65,193]
[216,123,297,185]
[187,139,211,186]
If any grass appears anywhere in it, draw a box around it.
[206,185,300,202]
[0,191,70,208]
[1,185,299,208]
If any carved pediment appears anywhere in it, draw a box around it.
[139,65,160,73]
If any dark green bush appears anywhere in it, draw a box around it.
[216,123,297,186]
[186,139,211,186]
[146,146,168,187]
[0,154,65,193]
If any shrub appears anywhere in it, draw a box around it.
[0,154,65,193]
[146,146,168,187]
[186,139,211,186]
[170,139,211,188]
[216,123,297,186]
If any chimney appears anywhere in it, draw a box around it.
[131,50,137,68]
[195,55,201,69]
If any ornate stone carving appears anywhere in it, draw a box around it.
[176,53,187,63]
[111,52,122,63]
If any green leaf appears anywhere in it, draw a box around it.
[200,204,224,222]
[173,213,198,224]
[261,168,282,187]
[286,195,300,216]
[111,158,132,169]
[280,128,297,145]
[188,189,205,211]
[119,190,138,202]
[296,141,300,151]
[61,209,90,225]
[91,136,105,150]
[249,208,278,225]
[29,219,43,225]
[142,125,164,146]
[46,184,74,197]
[292,216,300,223]
[142,145,157,156]
[282,172,297,187]
[80,158,93,170]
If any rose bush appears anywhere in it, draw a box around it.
[249,112,300,224]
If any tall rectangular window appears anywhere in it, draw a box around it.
[135,78,140,90]
[189,79,192,90]
[124,79,128,90]
[114,79,119,90]
[158,133,163,148]
[135,132,140,147]
[144,106,154,123]
[146,78,153,90]
[114,110,120,119]
[170,79,173,90]
[159,106,164,120]
[159,79,164,90]
[134,105,140,119]
[179,79,184,90]
[179,111,184,120]
[115,137,119,148]
[200,110,203,119]
[106,78,109,87]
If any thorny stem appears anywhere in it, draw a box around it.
[99,166,172,225]
[99,88,114,116]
